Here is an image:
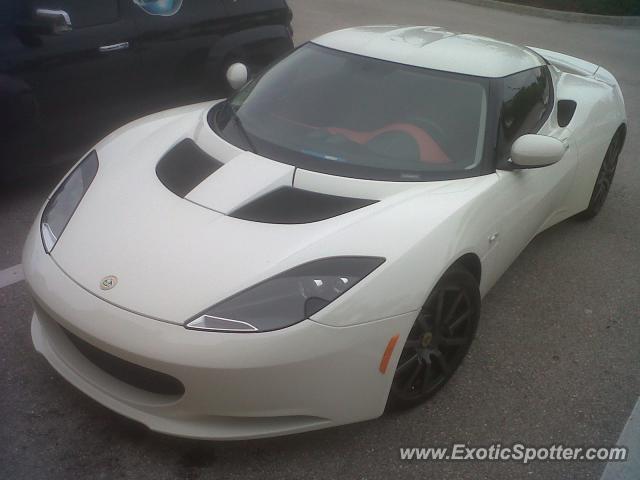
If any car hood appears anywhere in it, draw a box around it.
[50,102,493,325]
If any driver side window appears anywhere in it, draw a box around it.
[497,66,553,163]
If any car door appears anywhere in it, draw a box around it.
[11,0,139,159]
[129,0,228,113]
[481,66,578,289]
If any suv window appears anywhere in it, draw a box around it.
[497,66,553,163]
[30,0,119,28]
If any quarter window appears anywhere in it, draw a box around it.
[497,66,553,163]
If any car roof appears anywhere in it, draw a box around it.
[312,26,544,78]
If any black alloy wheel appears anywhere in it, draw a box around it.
[387,265,480,411]
[578,128,625,220]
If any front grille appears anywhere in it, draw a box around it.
[61,326,185,397]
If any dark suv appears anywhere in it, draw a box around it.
[0,0,293,179]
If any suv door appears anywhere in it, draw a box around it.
[129,0,227,112]
[8,0,139,164]
[221,0,288,16]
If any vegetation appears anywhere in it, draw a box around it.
[503,0,640,15]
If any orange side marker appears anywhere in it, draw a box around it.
[379,334,400,374]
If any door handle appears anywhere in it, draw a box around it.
[36,9,72,33]
[99,42,130,53]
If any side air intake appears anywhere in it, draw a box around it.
[557,100,577,128]
[230,187,377,224]
[156,139,223,197]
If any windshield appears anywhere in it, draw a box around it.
[212,44,492,181]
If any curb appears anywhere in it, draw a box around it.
[450,0,640,26]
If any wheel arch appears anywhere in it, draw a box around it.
[617,123,627,150]
[415,251,483,313]
[450,252,482,285]
[386,250,482,411]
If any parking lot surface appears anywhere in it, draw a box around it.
[1,1,639,479]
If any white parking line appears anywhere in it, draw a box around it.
[0,264,25,289]
[600,397,640,480]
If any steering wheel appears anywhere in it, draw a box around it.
[407,116,449,147]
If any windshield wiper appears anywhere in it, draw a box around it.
[225,101,257,154]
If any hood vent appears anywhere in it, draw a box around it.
[230,186,377,224]
[156,139,223,197]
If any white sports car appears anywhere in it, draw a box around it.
[23,26,626,440]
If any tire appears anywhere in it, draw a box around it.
[386,265,480,412]
[576,128,625,220]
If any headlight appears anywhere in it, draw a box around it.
[41,151,99,252]
[185,256,385,333]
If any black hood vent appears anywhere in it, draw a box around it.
[156,139,223,197]
[230,187,377,224]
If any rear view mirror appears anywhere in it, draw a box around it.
[510,134,567,169]
[226,63,248,90]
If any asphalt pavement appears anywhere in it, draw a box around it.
[1,1,639,479]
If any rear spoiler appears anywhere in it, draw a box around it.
[528,46,599,77]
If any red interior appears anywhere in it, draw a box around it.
[326,124,450,164]
[272,113,451,165]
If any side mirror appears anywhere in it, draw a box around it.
[509,134,567,169]
[226,63,248,91]
[34,9,73,34]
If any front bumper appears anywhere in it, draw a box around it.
[23,223,415,440]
